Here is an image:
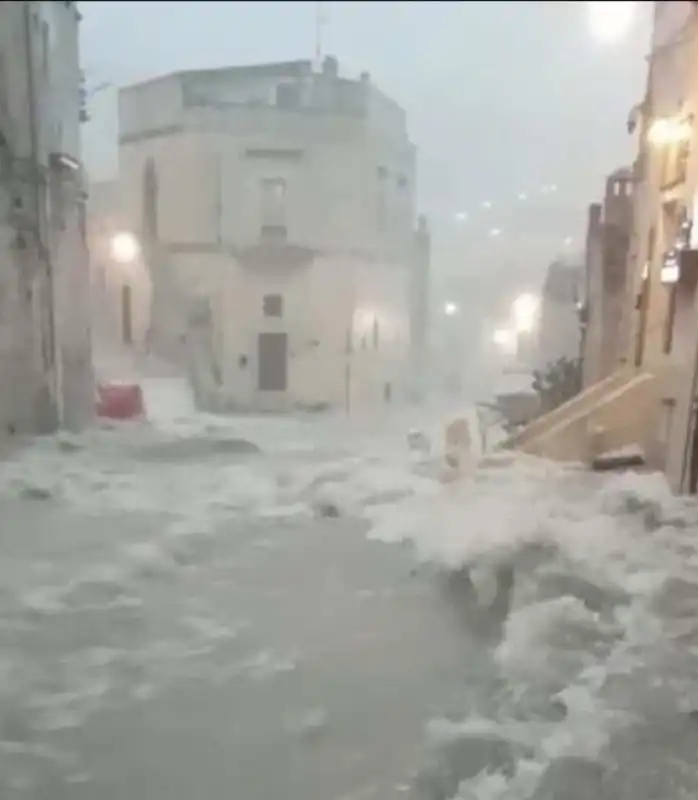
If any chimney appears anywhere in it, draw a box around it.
[588,202,602,233]
[322,55,339,78]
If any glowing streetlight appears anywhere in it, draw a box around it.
[444,302,459,317]
[647,116,693,147]
[110,231,140,264]
[587,2,636,44]
[493,328,516,355]
[512,293,540,334]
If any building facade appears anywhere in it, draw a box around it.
[117,57,420,412]
[582,167,633,387]
[621,0,698,488]
[537,259,584,373]
[0,0,92,436]
[504,3,698,474]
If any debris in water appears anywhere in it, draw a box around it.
[19,484,53,501]
[315,501,341,518]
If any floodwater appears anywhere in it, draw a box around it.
[1,383,698,799]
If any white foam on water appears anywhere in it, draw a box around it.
[2,396,698,797]
[363,452,698,797]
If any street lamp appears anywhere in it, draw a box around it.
[647,115,693,146]
[512,293,540,334]
[110,231,140,264]
[493,327,517,356]
[587,2,636,43]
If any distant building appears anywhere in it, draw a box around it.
[536,259,584,372]
[581,166,633,387]
[117,56,422,412]
[0,1,92,435]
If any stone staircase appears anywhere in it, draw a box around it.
[503,366,661,465]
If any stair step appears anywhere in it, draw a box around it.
[591,453,646,472]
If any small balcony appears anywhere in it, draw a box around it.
[238,226,314,270]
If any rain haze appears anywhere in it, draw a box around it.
[6,2,698,800]
[79,1,652,393]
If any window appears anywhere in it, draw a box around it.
[261,178,287,225]
[634,226,654,367]
[647,225,656,263]
[275,82,301,110]
[376,166,388,232]
[142,158,159,241]
[372,318,380,349]
[345,327,353,354]
[677,139,690,184]
[260,225,288,243]
[662,140,691,188]
[663,281,678,354]
[263,294,283,317]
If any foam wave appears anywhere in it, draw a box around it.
[4,403,698,797]
[365,456,698,798]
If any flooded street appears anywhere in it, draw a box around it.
[2,387,698,798]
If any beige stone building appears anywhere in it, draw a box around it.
[0,1,92,436]
[581,168,633,387]
[507,2,698,477]
[536,259,584,373]
[117,56,420,413]
[624,0,698,489]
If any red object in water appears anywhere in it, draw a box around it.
[95,382,145,420]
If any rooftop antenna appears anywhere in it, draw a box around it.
[315,2,328,69]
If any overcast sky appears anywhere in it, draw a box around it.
[79,1,651,289]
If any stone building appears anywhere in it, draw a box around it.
[117,56,421,412]
[0,0,92,436]
[581,167,633,387]
[537,258,584,373]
